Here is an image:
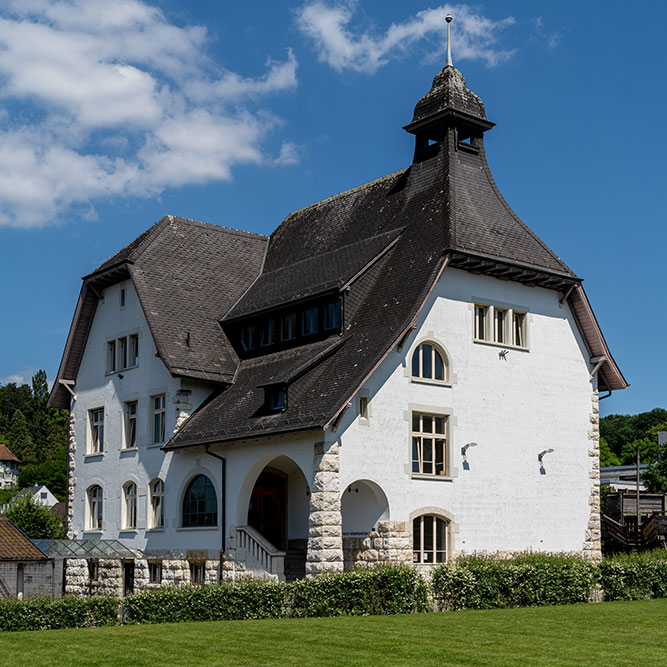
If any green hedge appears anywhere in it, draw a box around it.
[123,579,287,624]
[599,550,667,601]
[288,565,429,617]
[432,554,599,611]
[0,595,118,632]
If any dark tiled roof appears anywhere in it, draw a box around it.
[0,444,19,463]
[0,518,48,561]
[50,216,268,408]
[412,66,486,124]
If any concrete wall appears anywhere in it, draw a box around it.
[334,268,598,558]
[0,561,57,599]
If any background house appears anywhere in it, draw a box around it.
[0,444,19,489]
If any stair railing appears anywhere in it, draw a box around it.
[236,525,286,578]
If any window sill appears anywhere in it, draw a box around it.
[120,447,138,454]
[84,453,104,460]
[83,529,103,535]
[410,378,452,388]
[105,365,139,377]
[410,473,454,482]
[119,529,137,535]
[176,526,219,532]
[473,339,529,352]
[146,528,165,533]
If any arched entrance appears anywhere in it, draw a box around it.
[341,479,389,535]
[248,470,287,550]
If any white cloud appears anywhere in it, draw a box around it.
[0,0,299,229]
[295,2,515,73]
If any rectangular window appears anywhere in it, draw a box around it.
[148,561,162,584]
[359,396,369,421]
[152,395,166,444]
[513,312,526,347]
[302,307,318,336]
[120,288,126,308]
[118,336,128,369]
[88,559,99,581]
[90,408,104,454]
[474,305,488,341]
[411,412,446,476]
[150,480,165,529]
[281,313,296,342]
[129,334,139,366]
[260,319,276,347]
[107,340,116,372]
[241,325,256,351]
[324,300,342,331]
[124,401,137,449]
[494,308,507,343]
[189,563,204,585]
[267,386,286,412]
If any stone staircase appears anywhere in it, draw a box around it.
[285,539,307,582]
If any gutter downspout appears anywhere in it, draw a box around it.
[205,445,226,580]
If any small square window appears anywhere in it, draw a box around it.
[266,386,286,412]
[149,561,162,584]
[190,563,204,585]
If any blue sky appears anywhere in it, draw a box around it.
[0,0,662,418]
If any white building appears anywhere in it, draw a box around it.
[49,55,626,595]
[0,444,19,489]
[17,485,59,509]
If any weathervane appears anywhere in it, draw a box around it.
[445,14,453,67]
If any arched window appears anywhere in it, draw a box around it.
[182,475,217,527]
[413,514,448,564]
[150,479,165,529]
[411,343,446,382]
[123,482,137,529]
[87,485,103,531]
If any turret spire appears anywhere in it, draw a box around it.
[445,15,453,67]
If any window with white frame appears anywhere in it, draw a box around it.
[411,343,447,382]
[124,401,137,449]
[89,408,104,454]
[413,515,448,564]
[150,479,165,529]
[152,395,166,444]
[411,413,447,476]
[106,334,139,373]
[87,485,103,530]
[107,340,116,373]
[123,482,137,529]
[474,303,528,349]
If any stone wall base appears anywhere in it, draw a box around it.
[343,521,412,570]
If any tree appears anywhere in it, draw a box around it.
[620,437,657,466]
[31,370,49,409]
[3,494,65,539]
[8,409,36,465]
[599,437,620,467]
[643,448,667,493]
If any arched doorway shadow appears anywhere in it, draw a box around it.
[341,479,389,535]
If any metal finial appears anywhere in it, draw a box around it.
[445,15,453,67]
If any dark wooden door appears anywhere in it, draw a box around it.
[248,472,286,550]
[123,562,135,596]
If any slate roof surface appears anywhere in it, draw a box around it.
[0,518,48,561]
[0,444,19,463]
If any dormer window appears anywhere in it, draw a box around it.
[302,307,318,336]
[324,300,342,331]
[281,313,296,341]
[241,325,257,351]
[260,319,276,347]
[265,385,287,412]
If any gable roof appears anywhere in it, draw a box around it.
[0,444,19,463]
[0,518,48,561]
[49,216,268,408]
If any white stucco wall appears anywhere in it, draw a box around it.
[71,281,215,554]
[334,268,596,556]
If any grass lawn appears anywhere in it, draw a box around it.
[1,599,666,666]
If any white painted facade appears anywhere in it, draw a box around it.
[0,460,18,489]
[70,266,599,580]
[20,485,59,508]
